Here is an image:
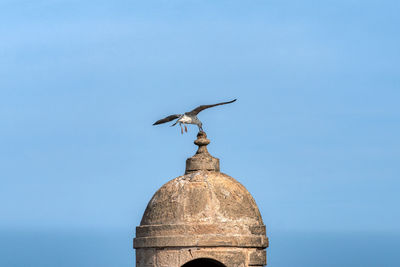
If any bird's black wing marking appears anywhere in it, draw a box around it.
[153,114,181,125]
[186,99,237,116]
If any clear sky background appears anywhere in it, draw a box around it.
[1,1,399,266]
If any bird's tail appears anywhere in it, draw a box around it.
[170,115,183,126]
[170,120,179,127]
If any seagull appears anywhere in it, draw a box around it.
[153,99,237,134]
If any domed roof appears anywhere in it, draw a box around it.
[134,132,267,249]
[140,170,263,226]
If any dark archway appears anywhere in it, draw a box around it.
[181,258,226,267]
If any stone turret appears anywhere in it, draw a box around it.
[134,132,268,267]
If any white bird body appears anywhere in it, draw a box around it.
[179,114,193,124]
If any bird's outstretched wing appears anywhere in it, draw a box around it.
[153,114,181,125]
[186,99,237,116]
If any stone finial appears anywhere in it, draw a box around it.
[185,131,220,174]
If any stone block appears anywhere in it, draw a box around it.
[157,249,180,267]
[248,249,266,266]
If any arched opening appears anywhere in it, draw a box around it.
[181,258,226,267]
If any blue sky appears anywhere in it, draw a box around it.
[1,0,399,238]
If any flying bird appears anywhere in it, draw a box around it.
[153,99,237,134]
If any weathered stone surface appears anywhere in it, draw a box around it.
[156,249,180,266]
[249,249,267,266]
[136,249,155,266]
[134,132,268,266]
[139,171,263,226]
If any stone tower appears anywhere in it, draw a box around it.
[134,132,268,267]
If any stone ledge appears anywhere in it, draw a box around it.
[136,224,266,237]
[134,235,268,249]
